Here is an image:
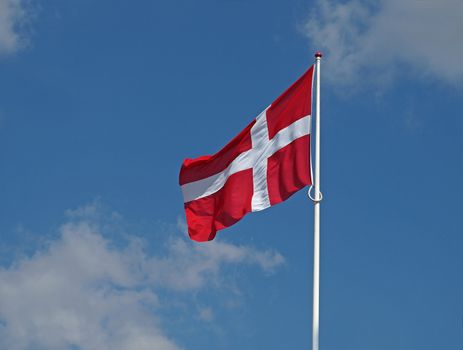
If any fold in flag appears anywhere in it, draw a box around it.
[180,66,314,241]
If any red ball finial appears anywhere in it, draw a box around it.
[315,51,323,58]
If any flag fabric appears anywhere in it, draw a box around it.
[180,66,314,241]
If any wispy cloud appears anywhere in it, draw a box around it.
[0,203,284,350]
[304,0,463,87]
[0,0,32,56]
[147,236,284,291]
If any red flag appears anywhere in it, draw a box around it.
[180,66,314,241]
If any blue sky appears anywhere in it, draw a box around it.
[1,0,463,349]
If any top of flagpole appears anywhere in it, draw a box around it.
[315,51,323,58]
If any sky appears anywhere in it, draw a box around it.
[1,0,463,349]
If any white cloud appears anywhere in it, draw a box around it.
[0,0,31,56]
[146,237,284,291]
[305,0,463,86]
[0,204,284,350]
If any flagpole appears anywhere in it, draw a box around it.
[312,51,322,350]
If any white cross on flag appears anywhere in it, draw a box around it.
[180,66,314,241]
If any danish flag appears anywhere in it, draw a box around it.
[180,66,314,241]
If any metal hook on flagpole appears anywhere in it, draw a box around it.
[308,185,323,203]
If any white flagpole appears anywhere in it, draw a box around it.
[312,51,322,350]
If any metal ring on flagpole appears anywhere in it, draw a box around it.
[308,186,323,203]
